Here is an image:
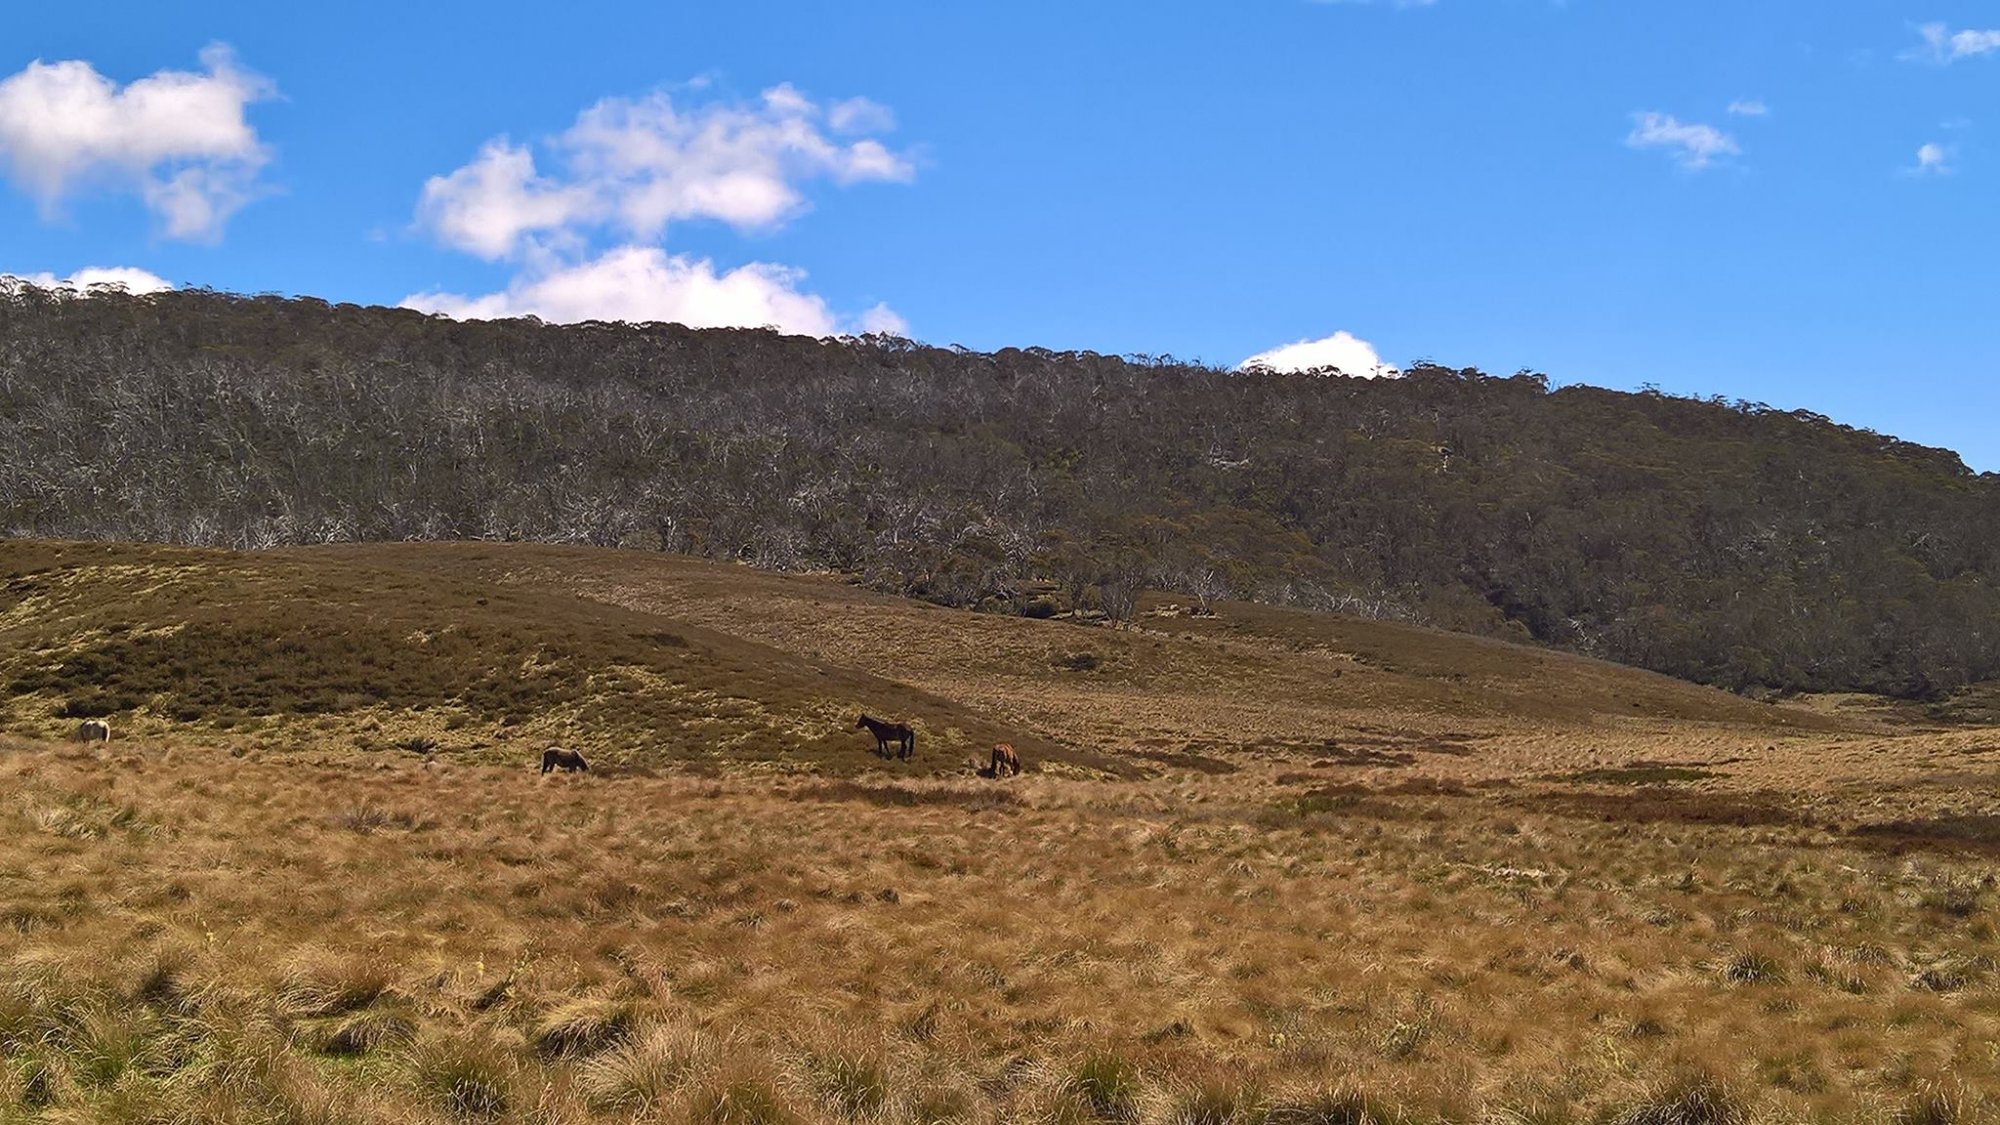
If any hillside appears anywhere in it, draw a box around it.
[1,539,1853,774]
[3,283,1998,702]
[0,540,1101,774]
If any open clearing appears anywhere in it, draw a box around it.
[1,541,1997,1122]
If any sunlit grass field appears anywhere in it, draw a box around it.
[2,541,1996,1122]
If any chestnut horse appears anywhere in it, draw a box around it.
[983,743,1021,778]
[541,746,589,774]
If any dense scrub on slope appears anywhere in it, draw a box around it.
[3,283,1996,697]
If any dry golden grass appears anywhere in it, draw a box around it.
[2,732,1998,1123]
[2,540,1998,1121]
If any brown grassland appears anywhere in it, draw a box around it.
[2,540,1999,1123]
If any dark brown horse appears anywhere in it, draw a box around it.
[541,746,589,774]
[856,714,915,760]
[978,743,1021,778]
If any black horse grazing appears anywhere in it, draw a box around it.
[541,746,589,774]
[856,714,915,760]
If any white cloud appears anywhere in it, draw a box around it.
[1726,100,1769,117]
[401,245,903,337]
[1625,112,1740,170]
[417,83,914,261]
[1909,142,1954,176]
[1238,331,1395,377]
[855,302,910,337]
[0,45,273,240]
[4,265,173,294]
[410,83,912,336]
[828,97,896,136]
[415,140,593,261]
[1907,23,2000,64]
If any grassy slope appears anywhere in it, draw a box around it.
[0,540,1094,775]
[3,539,1849,781]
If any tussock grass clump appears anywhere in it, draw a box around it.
[1265,1086,1392,1125]
[313,1006,417,1056]
[579,1025,716,1112]
[1071,1054,1142,1123]
[1911,966,1966,993]
[4,1051,64,1110]
[803,1050,891,1118]
[1154,1072,1268,1125]
[277,952,393,1019]
[410,1033,517,1121]
[58,1002,160,1089]
[1719,950,1785,986]
[685,1069,802,1125]
[1612,1073,1745,1125]
[126,945,201,1014]
[899,1071,978,1125]
[1895,1082,1968,1125]
[532,996,636,1059]
[333,803,432,833]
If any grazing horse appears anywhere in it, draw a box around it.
[541,746,589,774]
[76,718,111,743]
[856,714,915,760]
[982,743,1021,778]
[992,740,1024,776]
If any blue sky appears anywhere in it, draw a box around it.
[4,3,1997,468]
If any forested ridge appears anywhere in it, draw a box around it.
[4,282,1996,698]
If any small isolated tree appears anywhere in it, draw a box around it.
[1097,573,1141,623]
[1178,565,1231,615]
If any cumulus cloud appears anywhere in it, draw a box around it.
[416,83,914,261]
[1909,142,1955,176]
[408,83,912,335]
[3,266,174,294]
[414,141,593,262]
[401,246,899,336]
[1726,100,1769,117]
[1625,112,1740,170]
[1238,331,1395,377]
[1907,23,2000,64]
[0,45,273,240]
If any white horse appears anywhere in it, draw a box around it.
[76,718,111,743]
